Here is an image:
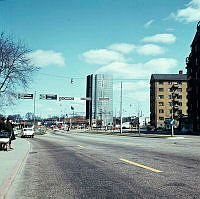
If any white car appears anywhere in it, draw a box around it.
[21,128,34,138]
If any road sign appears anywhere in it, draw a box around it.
[59,97,74,101]
[39,94,57,100]
[99,97,109,100]
[46,94,57,100]
[170,119,175,125]
[18,93,33,99]
[80,97,91,101]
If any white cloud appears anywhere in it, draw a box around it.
[113,82,150,106]
[125,90,150,104]
[144,20,154,28]
[107,43,136,54]
[136,44,166,56]
[97,58,178,79]
[142,34,176,44]
[27,49,65,67]
[171,0,200,22]
[114,81,149,91]
[81,49,125,65]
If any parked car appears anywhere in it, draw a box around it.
[0,131,10,151]
[21,127,34,138]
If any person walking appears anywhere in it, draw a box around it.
[0,117,5,132]
[6,118,15,149]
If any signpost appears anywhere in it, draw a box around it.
[18,92,35,129]
[18,93,33,99]
[40,94,57,100]
[46,94,57,100]
[59,97,74,101]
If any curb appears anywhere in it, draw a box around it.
[0,140,31,199]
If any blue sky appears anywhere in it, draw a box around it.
[1,0,200,118]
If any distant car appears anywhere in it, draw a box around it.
[21,127,34,138]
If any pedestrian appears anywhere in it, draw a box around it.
[0,117,9,150]
[0,117,5,132]
[6,117,15,149]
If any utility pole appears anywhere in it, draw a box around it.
[138,111,140,135]
[120,82,123,134]
[33,91,36,131]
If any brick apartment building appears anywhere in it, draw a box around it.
[150,71,187,129]
[186,21,200,133]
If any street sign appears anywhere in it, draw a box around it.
[170,119,175,125]
[18,93,33,99]
[40,94,57,100]
[59,97,74,101]
[99,97,109,100]
[46,94,57,100]
[80,97,91,101]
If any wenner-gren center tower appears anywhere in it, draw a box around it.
[86,74,113,127]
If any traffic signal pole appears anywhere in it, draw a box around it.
[33,91,36,130]
[120,82,123,134]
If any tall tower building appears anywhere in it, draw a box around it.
[86,74,113,126]
[186,21,200,132]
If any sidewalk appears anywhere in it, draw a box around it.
[0,137,30,199]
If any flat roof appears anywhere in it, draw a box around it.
[151,74,187,81]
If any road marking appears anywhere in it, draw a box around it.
[77,145,85,148]
[119,158,163,173]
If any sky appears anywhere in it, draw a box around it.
[0,0,200,119]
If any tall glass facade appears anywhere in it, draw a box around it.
[86,74,113,126]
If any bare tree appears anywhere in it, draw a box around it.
[0,32,38,109]
[25,112,34,120]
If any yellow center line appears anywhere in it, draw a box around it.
[77,145,85,148]
[119,158,163,173]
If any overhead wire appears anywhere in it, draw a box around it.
[38,72,149,81]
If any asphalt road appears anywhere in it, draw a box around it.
[9,131,200,199]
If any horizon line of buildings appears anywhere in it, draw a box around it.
[86,21,200,133]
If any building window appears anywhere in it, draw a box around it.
[168,102,173,106]
[178,102,182,106]
[159,109,164,113]
[159,102,164,106]
[177,88,182,92]
[168,95,172,99]
[159,95,164,99]
[159,88,164,92]
[159,117,164,120]
[195,44,198,53]
[168,109,172,114]
[178,110,182,115]
[159,81,163,85]
[177,95,182,99]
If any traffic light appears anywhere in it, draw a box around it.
[71,78,74,84]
